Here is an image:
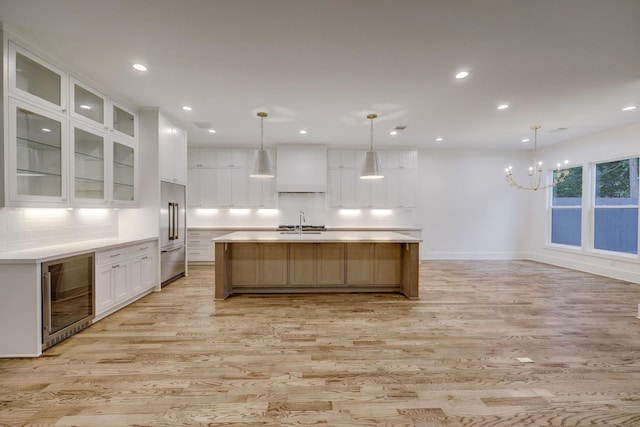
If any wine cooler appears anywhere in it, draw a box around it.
[42,252,95,350]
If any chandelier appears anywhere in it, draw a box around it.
[505,125,569,191]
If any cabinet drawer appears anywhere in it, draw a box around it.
[130,241,155,255]
[96,247,130,265]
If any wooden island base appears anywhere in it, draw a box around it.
[214,240,419,300]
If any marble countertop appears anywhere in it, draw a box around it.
[0,236,159,264]
[213,230,422,243]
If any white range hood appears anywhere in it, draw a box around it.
[276,144,327,193]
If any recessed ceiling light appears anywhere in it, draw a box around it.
[132,63,147,72]
[455,71,470,79]
[390,131,398,136]
[299,130,307,135]
[622,106,637,111]
[79,104,92,110]
[182,106,193,111]
[435,137,443,142]
[208,129,216,134]
[497,104,510,110]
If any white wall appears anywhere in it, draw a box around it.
[528,121,640,284]
[417,148,532,260]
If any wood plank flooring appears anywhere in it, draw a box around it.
[1,260,640,426]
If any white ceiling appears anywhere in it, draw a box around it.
[1,0,639,150]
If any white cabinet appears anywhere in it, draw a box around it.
[2,39,139,208]
[8,41,67,113]
[70,121,107,205]
[159,115,187,184]
[187,230,214,264]
[187,148,276,208]
[328,168,357,208]
[7,97,69,205]
[385,170,416,208]
[95,240,157,320]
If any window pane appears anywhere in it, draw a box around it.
[551,208,581,246]
[595,158,639,205]
[552,166,582,206]
[594,208,638,254]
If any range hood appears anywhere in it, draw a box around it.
[276,144,327,192]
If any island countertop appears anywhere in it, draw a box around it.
[213,230,422,243]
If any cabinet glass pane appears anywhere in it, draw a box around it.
[113,105,135,138]
[113,142,134,201]
[16,51,62,106]
[74,128,104,199]
[16,107,62,197]
[74,84,104,124]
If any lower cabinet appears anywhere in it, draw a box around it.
[95,240,157,320]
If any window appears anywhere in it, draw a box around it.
[551,166,583,246]
[593,158,639,255]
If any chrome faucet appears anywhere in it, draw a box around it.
[299,210,305,235]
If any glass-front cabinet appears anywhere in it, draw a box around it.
[70,78,107,127]
[112,102,137,141]
[112,140,136,205]
[8,41,67,112]
[8,98,68,203]
[70,122,106,204]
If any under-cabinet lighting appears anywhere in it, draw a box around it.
[371,209,392,216]
[195,208,219,216]
[339,209,361,217]
[78,208,110,218]
[257,209,279,216]
[229,208,250,215]
[24,208,69,219]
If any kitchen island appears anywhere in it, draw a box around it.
[213,231,421,300]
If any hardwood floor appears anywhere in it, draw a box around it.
[1,260,640,426]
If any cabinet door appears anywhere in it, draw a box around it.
[71,122,107,205]
[70,78,107,127]
[187,168,201,207]
[96,265,115,314]
[230,243,260,286]
[328,168,356,208]
[159,116,187,184]
[289,244,317,285]
[374,244,402,285]
[8,41,67,112]
[386,170,416,208]
[346,243,375,285]
[113,263,129,304]
[111,139,136,205]
[8,98,69,204]
[260,244,288,285]
[317,243,345,285]
[110,101,137,141]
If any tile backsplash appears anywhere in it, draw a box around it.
[0,208,118,253]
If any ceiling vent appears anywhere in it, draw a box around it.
[192,121,214,129]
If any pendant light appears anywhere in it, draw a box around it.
[360,113,384,179]
[250,112,274,178]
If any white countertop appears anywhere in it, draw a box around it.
[213,230,422,243]
[0,236,158,264]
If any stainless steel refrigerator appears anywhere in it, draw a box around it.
[160,181,186,286]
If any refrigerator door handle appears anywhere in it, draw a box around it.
[168,202,175,240]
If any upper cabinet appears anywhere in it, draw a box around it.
[8,41,67,113]
[2,37,139,207]
[158,115,187,184]
[70,77,107,127]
